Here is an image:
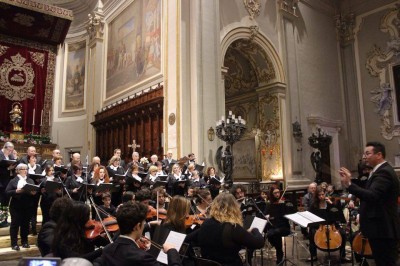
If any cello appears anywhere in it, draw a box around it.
[314,223,343,251]
[352,231,372,257]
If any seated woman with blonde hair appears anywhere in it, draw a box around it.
[187,193,264,265]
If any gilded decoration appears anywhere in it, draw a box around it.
[243,0,261,19]
[0,44,9,57]
[29,51,45,67]
[224,39,276,98]
[0,53,35,101]
[365,5,400,140]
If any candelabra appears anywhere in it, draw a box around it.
[215,111,247,186]
[308,127,332,184]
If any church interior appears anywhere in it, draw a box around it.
[0,0,399,265]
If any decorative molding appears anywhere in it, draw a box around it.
[306,115,343,132]
[86,0,105,44]
[279,0,301,18]
[243,0,261,19]
[249,25,259,42]
[334,12,355,45]
[365,5,400,140]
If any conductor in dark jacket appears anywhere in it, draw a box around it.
[96,201,182,266]
[340,141,400,266]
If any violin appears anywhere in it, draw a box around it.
[314,224,342,251]
[185,214,206,228]
[147,205,167,220]
[352,231,372,257]
[85,217,119,239]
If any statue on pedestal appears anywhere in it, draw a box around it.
[9,102,22,132]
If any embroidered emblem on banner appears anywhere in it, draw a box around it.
[0,44,9,57]
[29,51,45,67]
[0,53,35,101]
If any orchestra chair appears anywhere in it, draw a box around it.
[194,257,222,266]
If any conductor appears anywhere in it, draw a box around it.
[339,141,400,266]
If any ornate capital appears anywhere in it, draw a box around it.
[86,1,104,42]
[334,12,355,44]
[279,0,300,18]
[243,0,261,19]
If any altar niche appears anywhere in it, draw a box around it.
[91,85,164,164]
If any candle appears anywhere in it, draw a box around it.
[40,110,43,126]
[32,108,35,126]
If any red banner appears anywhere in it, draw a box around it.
[0,37,56,136]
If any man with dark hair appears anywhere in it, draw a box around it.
[98,202,181,266]
[340,141,400,266]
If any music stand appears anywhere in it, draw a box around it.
[285,211,326,266]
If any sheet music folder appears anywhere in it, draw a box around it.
[284,211,325,228]
[95,183,113,193]
[22,183,40,193]
[45,180,63,193]
[0,159,17,167]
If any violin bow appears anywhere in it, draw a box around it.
[89,196,113,243]
[279,185,289,202]
[156,190,159,221]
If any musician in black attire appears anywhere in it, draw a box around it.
[307,186,350,263]
[0,142,15,227]
[26,154,42,235]
[52,201,102,261]
[97,201,181,266]
[264,185,290,265]
[187,193,264,266]
[38,197,73,256]
[6,163,37,250]
[125,165,143,193]
[340,142,400,266]
[65,164,88,202]
[204,166,221,199]
[39,164,63,224]
[107,156,125,206]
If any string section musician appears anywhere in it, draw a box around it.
[96,201,182,266]
[264,185,291,265]
[339,141,400,266]
[187,193,264,266]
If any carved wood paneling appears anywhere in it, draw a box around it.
[92,85,164,163]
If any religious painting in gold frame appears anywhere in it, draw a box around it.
[62,40,87,112]
[105,0,162,101]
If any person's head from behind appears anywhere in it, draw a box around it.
[49,197,73,223]
[210,193,242,226]
[122,191,135,203]
[135,189,151,205]
[117,202,147,237]
[166,196,190,232]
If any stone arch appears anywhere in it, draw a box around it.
[220,27,286,85]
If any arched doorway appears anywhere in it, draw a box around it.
[221,30,287,183]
